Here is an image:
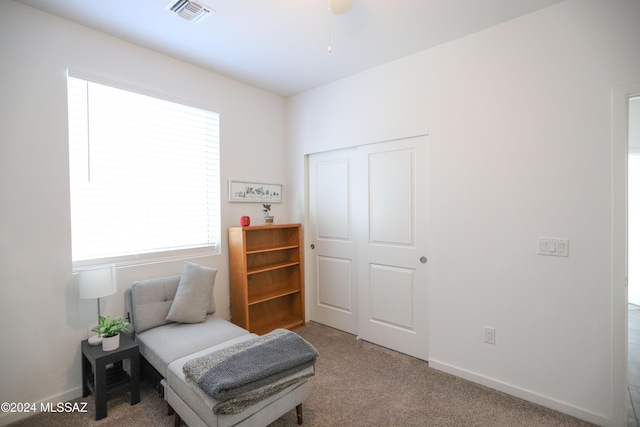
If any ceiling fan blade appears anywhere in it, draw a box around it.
[329,0,353,15]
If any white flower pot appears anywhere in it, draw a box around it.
[101,334,120,351]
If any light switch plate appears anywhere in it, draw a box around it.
[538,237,569,257]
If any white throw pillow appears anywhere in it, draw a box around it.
[166,262,217,323]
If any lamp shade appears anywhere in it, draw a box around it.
[78,264,117,299]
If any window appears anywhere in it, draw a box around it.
[67,73,220,264]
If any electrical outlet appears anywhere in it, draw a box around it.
[484,327,496,345]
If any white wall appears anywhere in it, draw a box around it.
[286,0,640,425]
[0,2,288,424]
[629,98,640,305]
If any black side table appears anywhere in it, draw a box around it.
[81,333,140,420]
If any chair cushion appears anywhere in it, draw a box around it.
[167,262,217,324]
[129,265,217,334]
[131,275,181,334]
[136,315,249,378]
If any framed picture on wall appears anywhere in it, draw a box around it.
[228,180,282,203]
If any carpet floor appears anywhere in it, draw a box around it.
[10,321,594,426]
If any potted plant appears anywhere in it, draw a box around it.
[92,315,129,351]
[262,204,274,225]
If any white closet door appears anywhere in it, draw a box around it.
[356,136,429,360]
[308,148,358,334]
[307,135,429,360]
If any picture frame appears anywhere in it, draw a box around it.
[228,180,282,203]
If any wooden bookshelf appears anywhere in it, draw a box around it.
[229,224,305,335]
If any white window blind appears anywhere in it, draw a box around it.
[67,74,220,263]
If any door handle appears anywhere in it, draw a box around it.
[310,244,315,250]
[420,256,427,264]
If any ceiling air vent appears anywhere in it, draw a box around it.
[166,0,213,23]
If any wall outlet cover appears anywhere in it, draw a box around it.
[484,327,495,345]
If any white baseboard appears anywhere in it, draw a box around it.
[428,360,610,427]
[0,386,83,426]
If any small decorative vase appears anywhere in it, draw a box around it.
[264,216,274,225]
[102,334,120,351]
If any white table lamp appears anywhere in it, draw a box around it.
[79,264,117,345]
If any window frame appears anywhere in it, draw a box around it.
[67,69,222,268]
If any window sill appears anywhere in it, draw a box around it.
[72,245,220,271]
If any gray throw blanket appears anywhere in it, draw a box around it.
[212,366,314,415]
[183,329,318,413]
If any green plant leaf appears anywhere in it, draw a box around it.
[90,315,129,337]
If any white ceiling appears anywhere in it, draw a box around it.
[15,0,565,97]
